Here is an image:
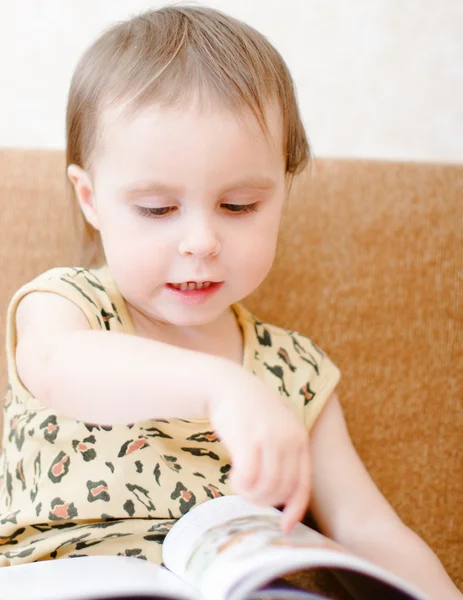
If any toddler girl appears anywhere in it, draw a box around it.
[0,5,460,598]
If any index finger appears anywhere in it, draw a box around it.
[280,448,311,533]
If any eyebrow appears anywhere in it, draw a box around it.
[121,175,276,198]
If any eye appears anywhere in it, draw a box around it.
[221,202,259,214]
[136,206,176,218]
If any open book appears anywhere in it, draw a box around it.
[0,496,429,600]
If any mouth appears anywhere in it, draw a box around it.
[165,281,223,305]
[167,281,220,292]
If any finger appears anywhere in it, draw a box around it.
[242,442,282,506]
[230,444,261,494]
[273,446,299,508]
[280,447,311,533]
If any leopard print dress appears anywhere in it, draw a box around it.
[0,266,340,566]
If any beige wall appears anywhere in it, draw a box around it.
[1,0,462,162]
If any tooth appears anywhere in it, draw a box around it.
[172,281,216,291]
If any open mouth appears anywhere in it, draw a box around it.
[168,281,218,292]
[165,281,223,305]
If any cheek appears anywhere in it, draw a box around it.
[231,211,281,275]
[98,204,159,253]
[98,204,141,242]
[97,209,170,282]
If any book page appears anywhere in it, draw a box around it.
[163,495,277,577]
[179,513,348,599]
[163,497,429,600]
[0,555,198,600]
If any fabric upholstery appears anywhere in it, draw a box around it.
[0,149,461,593]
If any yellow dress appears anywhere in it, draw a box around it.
[0,266,340,565]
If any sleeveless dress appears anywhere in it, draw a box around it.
[0,266,340,565]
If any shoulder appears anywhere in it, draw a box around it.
[8,266,128,396]
[9,266,126,333]
[236,302,333,370]
[235,303,341,429]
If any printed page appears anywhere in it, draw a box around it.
[0,555,198,600]
[163,495,277,578]
[163,497,429,600]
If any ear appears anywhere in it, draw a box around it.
[67,164,100,230]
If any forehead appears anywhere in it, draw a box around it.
[93,100,285,184]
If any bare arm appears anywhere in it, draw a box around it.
[15,291,313,527]
[309,394,462,600]
[15,292,234,425]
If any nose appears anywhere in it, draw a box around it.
[178,215,221,258]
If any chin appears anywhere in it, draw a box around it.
[166,307,226,327]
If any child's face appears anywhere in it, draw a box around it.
[81,101,287,328]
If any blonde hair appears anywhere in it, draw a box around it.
[66,4,310,265]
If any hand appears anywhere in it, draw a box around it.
[207,364,311,532]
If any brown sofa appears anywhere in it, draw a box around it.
[0,148,462,594]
